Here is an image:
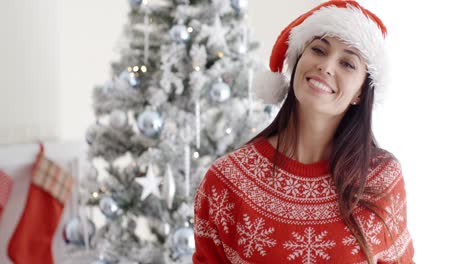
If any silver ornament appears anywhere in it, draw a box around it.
[128,0,142,9]
[230,0,248,15]
[210,79,231,103]
[99,196,121,219]
[170,24,190,43]
[119,70,140,88]
[171,226,195,257]
[109,110,128,129]
[162,164,176,209]
[135,163,163,199]
[63,216,96,246]
[137,110,164,138]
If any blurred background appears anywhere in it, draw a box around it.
[1,0,467,263]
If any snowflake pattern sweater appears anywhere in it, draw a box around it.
[193,137,414,264]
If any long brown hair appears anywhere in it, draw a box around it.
[247,59,395,263]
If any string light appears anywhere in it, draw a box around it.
[133,66,139,72]
[187,27,194,33]
[141,65,147,72]
[193,65,201,71]
[193,151,200,159]
[217,51,224,58]
[226,128,232,134]
[127,67,132,72]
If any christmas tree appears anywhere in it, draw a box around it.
[62,0,275,263]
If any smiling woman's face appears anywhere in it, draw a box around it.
[293,36,367,117]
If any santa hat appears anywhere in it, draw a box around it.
[254,0,388,105]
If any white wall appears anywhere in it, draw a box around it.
[1,0,468,263]
[57,0,128,142]
[0,0,61,144]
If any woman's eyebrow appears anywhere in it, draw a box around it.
[344,49,363,63]
[318,38,362,63]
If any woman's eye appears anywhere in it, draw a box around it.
[312,47,324,55]
[342,61,356,70]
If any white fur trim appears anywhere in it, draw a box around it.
[286,4,388,105]
[253,71,289,105]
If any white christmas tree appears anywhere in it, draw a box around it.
[62,0,275,263]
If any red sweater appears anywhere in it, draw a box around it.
[193,137,414,264]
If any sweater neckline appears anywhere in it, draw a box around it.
[252,137,330,177]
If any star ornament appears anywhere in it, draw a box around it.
[135,164,162,199]
[197,15,228,50]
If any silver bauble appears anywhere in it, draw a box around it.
[230,0,248,14]
[109,110,128,129]
[169,24,190,43]
[210,80,231,103]
[119,70,140,88]
[171,226,195,257]
[137,110,164,138]
[99,196,121,219]
[63,216,96,246]
[128,0,142,9]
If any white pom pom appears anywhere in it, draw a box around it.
[253,71,289,105]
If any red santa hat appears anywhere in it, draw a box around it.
[254,0,388,105]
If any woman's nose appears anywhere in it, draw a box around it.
[317,61,335,76]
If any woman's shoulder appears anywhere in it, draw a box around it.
[211,141,257,167]
[370,147,399,169]
[366,147,404,196]
[198,143,255,194]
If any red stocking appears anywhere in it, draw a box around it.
[7,144,73,264]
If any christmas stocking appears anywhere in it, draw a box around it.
[8,144,74,264]
[0,170,13,222]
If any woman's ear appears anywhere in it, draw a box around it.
[351,94,361,105]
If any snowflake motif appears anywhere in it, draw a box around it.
[302,181,319,198]
[194,177,208,211]
[342,227,361,255]
[284,227,336,264]
[362,213,384,245]
[284,178,301,196]
[385,193,405,233]
[236,148,255,164]
[194,217,221,245]
[265,174,284,190]
[209,186,235,233]
[342,213,384,255]
[237,214,276,258]
[248,158,269,179]
[194,191,204,211]
[318,180,336,197]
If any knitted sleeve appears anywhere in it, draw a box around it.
[371,157,415,264]
[192,167,231,264]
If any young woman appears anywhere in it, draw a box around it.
[193,1,414,263]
